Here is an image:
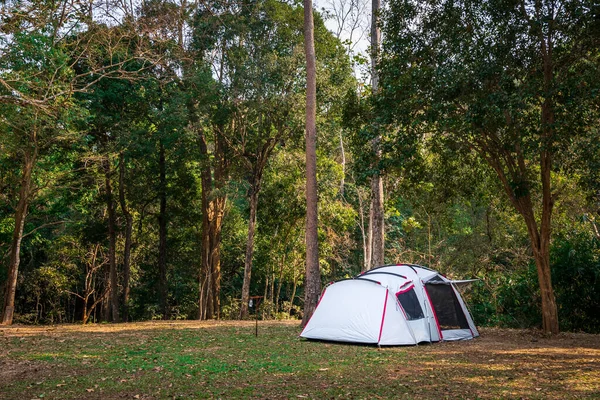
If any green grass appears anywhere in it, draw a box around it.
[1,321,599,399]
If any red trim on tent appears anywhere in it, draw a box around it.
[378,289,389,343]
[299,287,328,337]
[395,283,415,296]
[423,283,443,340]
[394,285,415,320]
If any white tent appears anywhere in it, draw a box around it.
[300,264,479,345]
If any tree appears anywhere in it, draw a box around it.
[379,0,600,333]
[0,0,156,325]
[231,0,306,319]
[0,20,79,323]
[301,0,321,328]
[367,0,384,270]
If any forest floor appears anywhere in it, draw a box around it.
[0,321,599,399]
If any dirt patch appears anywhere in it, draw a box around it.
[385,327,600,399]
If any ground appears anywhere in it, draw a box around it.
[0,321,598,399]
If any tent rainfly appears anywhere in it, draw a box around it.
[300,264,479,345]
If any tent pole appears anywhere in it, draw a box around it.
[421,280,433,343]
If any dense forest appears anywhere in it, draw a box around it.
[1,0,599,333]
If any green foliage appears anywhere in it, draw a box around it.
[468,229,600,333]
[1,0,599,333]
[552,232,600,332]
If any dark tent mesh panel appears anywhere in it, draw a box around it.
[425,283,469,330]
[396,288,424,320]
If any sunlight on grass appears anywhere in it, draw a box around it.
[1,323,599,400]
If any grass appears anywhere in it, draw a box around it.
[1,321,599,399]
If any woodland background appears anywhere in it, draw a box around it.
[1,0,599,333]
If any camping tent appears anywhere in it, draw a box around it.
[300,264,479,345]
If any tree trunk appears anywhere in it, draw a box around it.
[270,269,275,306]
[532,235,558,334]
[339,131,346,197]
[370,0,381,94]
[288,268,298,315]
[368,0,385,269]
[158,142,169,319]
[1,149,36,325]
[262,275,269,319]
[536,12,559,335]
[275,252,286,314]
[240,186,259,319]
[118,153,133,322]
[301,0,321,328]
[103,155,120,323]
[197,130,228,320]
[357,188,370,272]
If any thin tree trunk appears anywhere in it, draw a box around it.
[238,140,276,319]
[118,153,133,322]
[270,269,275,307]
[82,298,89,325]
[339,131,346,196]
[158,142,169,319]
[288,269,298,315]
[103,155,120,323]
[240,187,259,319]
[301,0,321,328]
[210,196,225,319]
[357,188,370,272]
[537,15,559,335]
[1,149,36,325]
[262,275,269,319]
[366,204,373,269]
[370,0,381,94]
[369,0,385,269]
[275,252,286,313]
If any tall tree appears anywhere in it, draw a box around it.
[379,0,600,333]
[301,0,321,327]
[233,0,305,319]
[117,152,133,321]
[0,16,79,323]
[0,0,154,325]
[367,0,384,270]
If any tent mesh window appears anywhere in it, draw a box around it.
[425,283,470,330]
[396,288,425,320]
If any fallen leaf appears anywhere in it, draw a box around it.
[86,388,94,393]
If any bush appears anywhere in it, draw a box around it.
[221,296,241,320]
[469,230,600,333]
[552,232,600,333]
